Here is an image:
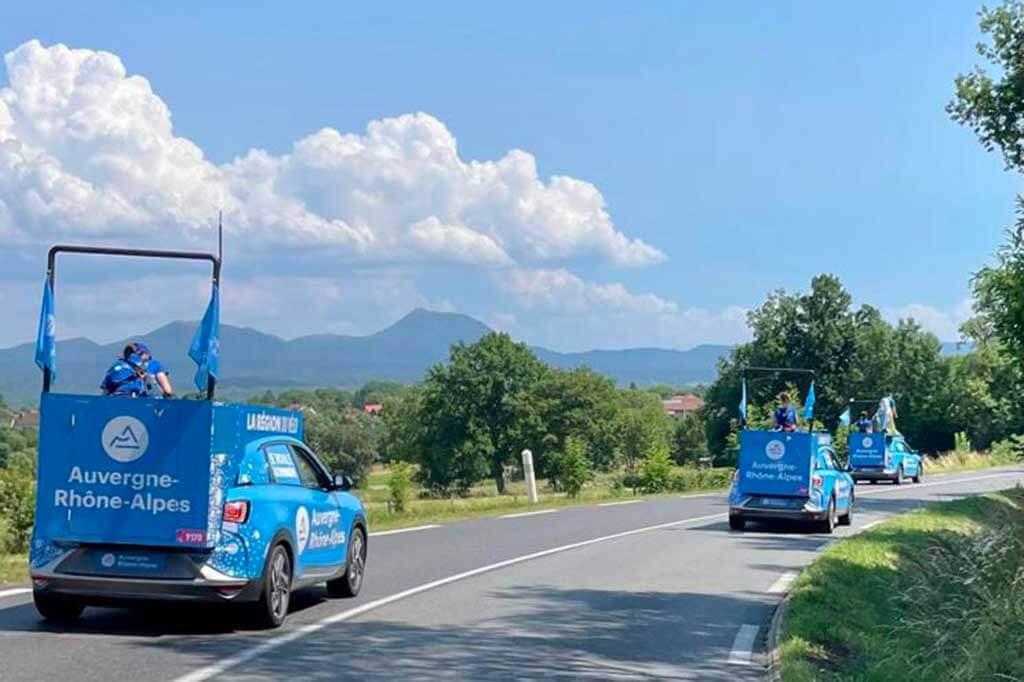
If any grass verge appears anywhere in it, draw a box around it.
[780,485,1024,681]
[0,553,27,586]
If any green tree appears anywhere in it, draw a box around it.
[306,412,379,484]
[354,381,407,408]
[671,414,709,465]
[619,390,673,472]
[639,443,674,493]
[387,461,412,513]
[413,333,546,494]
[532,367,622,473]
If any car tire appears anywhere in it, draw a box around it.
[327,525,366,598]
[839,494,853,526]
[912,462,922,484]
[894,465,904,486]
[252,543,292,629]
[728,516,746,531]
[818,497,837,534]
[33,591,85,623]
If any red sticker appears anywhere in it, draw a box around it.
[176,529,207,545]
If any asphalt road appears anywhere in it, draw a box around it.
[1,466,1021,681]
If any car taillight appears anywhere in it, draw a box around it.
[223,500,250,524]
[811,474,823,488]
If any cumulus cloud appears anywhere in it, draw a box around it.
[883,299,973,341]
[499,267,678,315]
[0,40,663,268]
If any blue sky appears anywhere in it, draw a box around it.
[0,1,1017,350]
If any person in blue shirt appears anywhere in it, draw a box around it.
[855,411,873,433]
[773,393,797,432]
[100,342,174,397]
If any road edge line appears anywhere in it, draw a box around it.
[0,587,31,600]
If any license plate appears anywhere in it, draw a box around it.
[760,497,791,508]
[94,551,167,574]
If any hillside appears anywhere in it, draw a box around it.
[0,309,728,404]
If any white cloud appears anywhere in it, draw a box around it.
[499,267,678,315]
[883,299,973,341]
[0,40,664,269]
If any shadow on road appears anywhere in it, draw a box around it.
[139,585,767,680]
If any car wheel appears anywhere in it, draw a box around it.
[894,465,904,485]
[33,591,84,623]
[839,494,853,526]
[912,462,923,484]
[327,525,366,598]
[252,543,292,629]
[818,497,837,534]
[728,516,746,531]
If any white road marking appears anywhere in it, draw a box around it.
[727,624,759,665]
[767,571,797,594]
[857,470,1021,497]
[500,509,559,519]
[370,524,441,537]
[858,519,884,532]
[172,511,728,682]
[598,500,642,507]
[0,588,30,600]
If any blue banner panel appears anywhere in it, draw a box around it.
[35,394,214,548]
[737,430,813,497]
[849,432,886,467]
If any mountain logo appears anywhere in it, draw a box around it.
[101,416,149,462]
[295,506,310,555]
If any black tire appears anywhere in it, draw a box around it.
[252,543,292,629]
[327,525,366,598]
[838,494,854,526]
[817,497,837,534]
[728,516,746,531]
[912,462,923,484]
[33,591,84,623]
[894,465,904,486]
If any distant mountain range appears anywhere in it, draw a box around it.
[0,309,732,405]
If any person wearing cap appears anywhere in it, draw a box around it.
[773,392,798,432]
[100,342,174,398]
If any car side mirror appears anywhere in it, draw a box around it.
[334,474,355,491]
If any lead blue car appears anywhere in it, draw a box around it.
[729,430,855,533]
[29,245,368,629]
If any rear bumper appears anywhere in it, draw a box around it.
[851,469,897,482]
[30,567,261,603]
[729,507,828,522]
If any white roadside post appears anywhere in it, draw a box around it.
[521,449,538,504]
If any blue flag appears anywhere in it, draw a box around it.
[803,381,816,421]
[839,407,851,427]
[35,279,57,383]
[738,378,747,426]
[189,286,220,392]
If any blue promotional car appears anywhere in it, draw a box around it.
[28,245,368,629]
[848,432,923,485]
[727,367,855,533]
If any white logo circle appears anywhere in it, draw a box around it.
[862,437,873,448]
[45,314,55,337]
[295,507,310,555]
[765,440,786,460]
[100,553,116,568]
[101,416,149,462]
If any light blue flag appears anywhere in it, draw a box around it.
[189,286,220,392]
[738,378,747,426]
[803,381,816,421]
[839,407,851,427]
[35,279,57,383]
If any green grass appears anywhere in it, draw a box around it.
[780,486,1024,681]
[363,466,734,530]
[0,553,26,586]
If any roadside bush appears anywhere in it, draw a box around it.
[554,436,593,498]
[954,431,972,454]
[639,444,674,493]
[0,468,35,553]
[671,466,734,493]
[990,434,1024,464]
[387,461,412,513]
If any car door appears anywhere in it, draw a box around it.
[821,448,852,512]
[288,444,348,573]
[262,442,317,577]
